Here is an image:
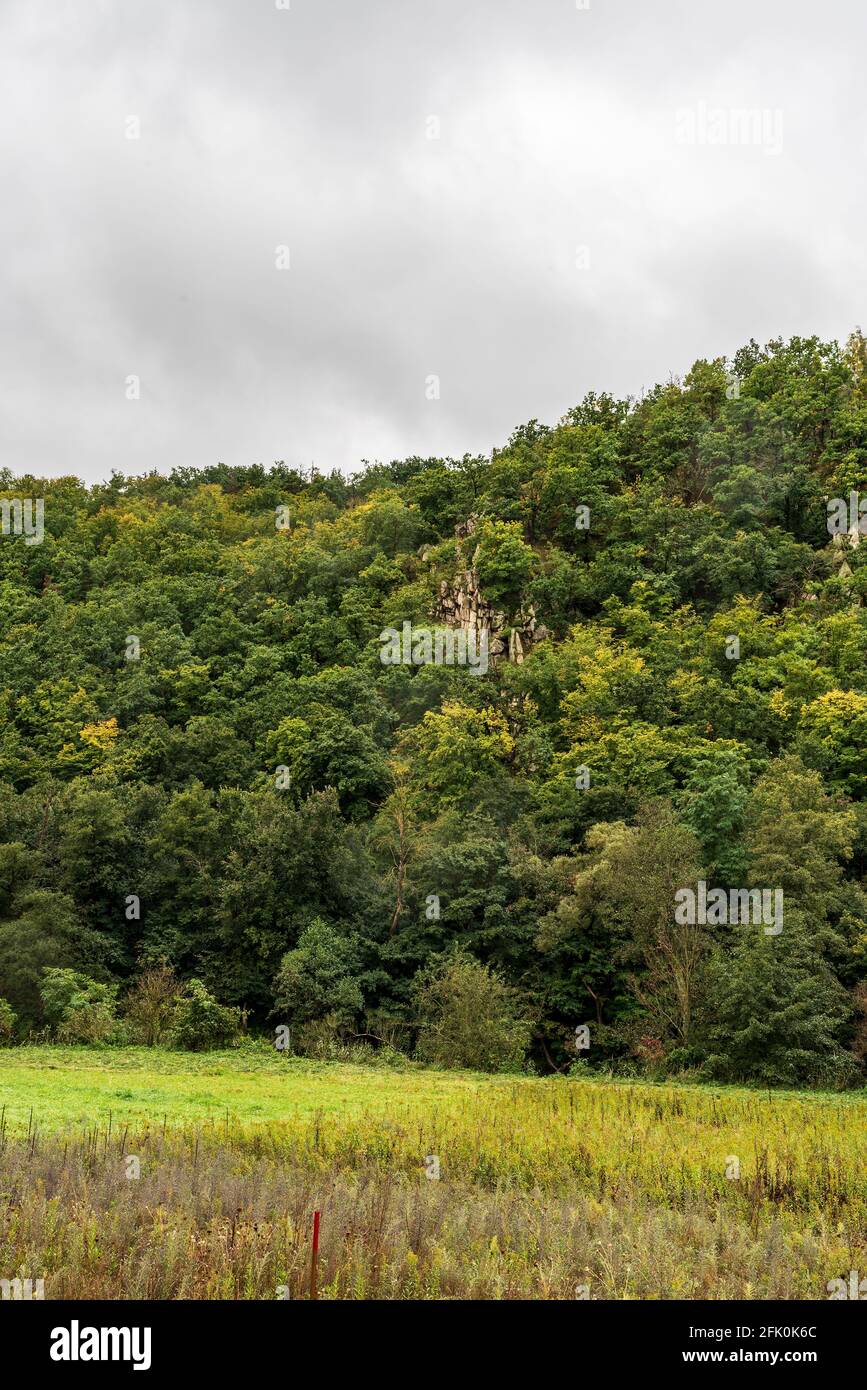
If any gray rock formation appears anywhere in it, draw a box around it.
[429,516,549,665]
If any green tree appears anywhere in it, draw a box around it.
[272,919,364,1031]
[412,951,532,1072]
[704,914,856,1086]
[470,519,536,609]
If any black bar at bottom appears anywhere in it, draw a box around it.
[6,1298,861,1376]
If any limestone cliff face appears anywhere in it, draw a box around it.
[798,521,862,603]
[427,516,549,665]
[829,522,861,589]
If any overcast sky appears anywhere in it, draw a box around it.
[1,0,865,484]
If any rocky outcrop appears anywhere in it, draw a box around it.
[428,516,549,665]
[830,525,861,590]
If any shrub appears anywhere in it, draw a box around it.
[39,968,121,1044]
[0,997,16,1044]
[169,978,241,1051]
[291,1011,342,1059]
[412,951,533,1073]
[124,963,181,1046]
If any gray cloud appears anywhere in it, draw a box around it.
[1,0,865,482]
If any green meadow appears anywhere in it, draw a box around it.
[1,1047,864,1298]
[0,1044,487,1132]
[3,1044,865,1137]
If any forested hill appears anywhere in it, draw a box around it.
[2,332,867,1084]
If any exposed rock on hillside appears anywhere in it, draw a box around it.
[430,516,549,664]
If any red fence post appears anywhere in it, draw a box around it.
[310,1209,321,1300]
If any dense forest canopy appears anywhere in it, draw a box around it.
[2,332,867,1084]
